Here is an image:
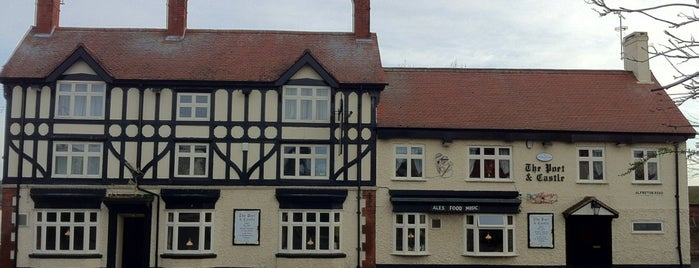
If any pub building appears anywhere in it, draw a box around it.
[0,0,695,268]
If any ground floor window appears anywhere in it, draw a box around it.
[166,211,213,253]
[279,210,341,253]
[465,214,515,256]
[393,213,428,254]
[34,210,99,253]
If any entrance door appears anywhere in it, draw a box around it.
[566,216,612,267]
[121,216,148,268]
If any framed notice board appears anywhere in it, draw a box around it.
[233,209,260,245]
[528,213,554,248]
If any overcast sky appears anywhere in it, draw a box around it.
[0,0,697,181]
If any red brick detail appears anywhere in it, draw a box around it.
[35,0,61,35]
[352,0,370,39]
[361,190,376,268]
[167,0,188,39]
[1,188,17,268]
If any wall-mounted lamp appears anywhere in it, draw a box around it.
[542,141,553,148]
[30,85,42,92]
[442,139,452,147]
[526,140,534,149]
[150,87,162,94]
[590,200,601,215]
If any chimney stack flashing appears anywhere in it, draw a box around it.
[623,32,652,84]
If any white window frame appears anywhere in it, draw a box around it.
[55,81,106,119]
[631,221,663,234]
[282,86,331,122]
[577,148,605,182]
[53,142,103,178]
[33,210,100,254]
[177,93,210,121]
[175,143,209,177]
[393,213,429,255]
[165,210,214,254]
[464,214,515,256]
[279,210,342,253]
[632,149,660,183]
[281,145,329,179]
[393,145,425,180]
[467,146,512,180]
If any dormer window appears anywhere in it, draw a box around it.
[282,86,330,122]
[55,81,106,119]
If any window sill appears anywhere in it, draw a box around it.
[29,253,102,259]
[463,253,518,257]
[391,251,430,256]
[392,178,427,182]
[276,252,347,258]
[576,180,607,184]
[160,253,217,259]
[465,179,514,183]
[632,181,662,185]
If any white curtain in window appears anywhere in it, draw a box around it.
[316,99,329,121]
[284,100,297,120]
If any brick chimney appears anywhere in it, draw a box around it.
[35,0,61,36]
[166,0,188,41]
[623,32,652,84]
[353,0,371,40]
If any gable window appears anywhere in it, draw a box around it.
[177,93,210,120]
[53,142,102,177]
[465,214,515,256]
[34,210,99,254]
[393,213,428,255]
[633,149,659,182]
[468,146,511,180]
[632,222,663,233]
[166,211,213,253]
[56,81,106,119]
[394,145,424,179]
[282,145,328,178]
[578,148,604,181]
[283,86,330,122]
[279,210,341,253]
[176,144,208,177]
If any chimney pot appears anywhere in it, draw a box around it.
[167,0,188,41]
[353,0,371,40]
[35,0,61,36]
[623,32,652,84]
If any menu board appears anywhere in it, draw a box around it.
[528,213,554,248]
[234,209,260,245]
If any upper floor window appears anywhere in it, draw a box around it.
[394,145,424,179]
[282,145,329,178]
[578,148,604,181]
[34,210,99,254]
[465,214,515,256]
[633,149,659,182]
[279,210,341,253]
[393,213,428,254]
[165,211,213,254]
[177,93,210,120]
[53,142,102,177]
[468,146,511,180]
[56,81,106,119]
[176,144,208,177]
[283,86,330,122]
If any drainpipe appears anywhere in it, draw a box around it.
[136,182,161,268]
[674,143,683,266]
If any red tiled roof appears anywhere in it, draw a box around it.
[379,68,694,135]
[0,27,386,84]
